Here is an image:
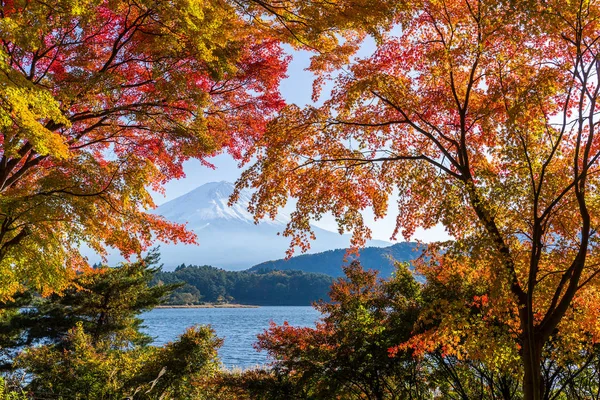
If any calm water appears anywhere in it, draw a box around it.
[140,306,321,369]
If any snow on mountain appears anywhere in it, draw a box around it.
[153,181,289,227]
[90,181,390,270]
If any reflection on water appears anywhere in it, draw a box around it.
[140,306,321,369]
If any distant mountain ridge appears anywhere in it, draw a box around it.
[249,242,424,278]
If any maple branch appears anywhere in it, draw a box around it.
[238,0,325,53]
[370,90,463,173]
[0,226,30,262]
[536,269,570,285]
[547,353,596,400]
[576,264,600,290]
[537,149,600,225]
[33,23,80,84]
[412,110,461,151]
[0,143,35,192]
[0,216,16,246]
[33,161,124,199]
[536,85,572,207]
[68,101,171,122]
[99,6,152,73]
[66,117,111,147]
[293,153,462,179]
[464,179,526,305]
[2,154,47,191]
[517,132,545,304]
[327,119,408,128]
[434,353,471,399]
[540,25,597,335]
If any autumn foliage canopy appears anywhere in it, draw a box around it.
[0,0,287,299]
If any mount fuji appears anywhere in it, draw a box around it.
[131,181,390,270]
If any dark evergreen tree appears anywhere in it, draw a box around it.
[0,249,180,369]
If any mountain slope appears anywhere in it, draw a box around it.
[248,242,424,278]
[141,181,390,270]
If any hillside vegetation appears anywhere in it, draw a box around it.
[250,242,422,278]
[152,265,333,306]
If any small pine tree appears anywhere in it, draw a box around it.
[0,249,181,357]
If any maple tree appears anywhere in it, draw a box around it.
[0,0,288,300]
[256,261,427,399]
[255,258,600,399]
[235,0,600,398]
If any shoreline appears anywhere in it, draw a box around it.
[156,304,260,309]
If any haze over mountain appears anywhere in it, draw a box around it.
[99,181,389,270]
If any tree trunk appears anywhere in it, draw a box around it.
[522,333,543,400]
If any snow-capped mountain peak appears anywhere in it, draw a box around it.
[154,181,288,227]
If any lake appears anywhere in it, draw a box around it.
[140,306,321,369]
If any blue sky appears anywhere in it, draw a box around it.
[153,46,451,243]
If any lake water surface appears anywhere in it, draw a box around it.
[140,306,321,369]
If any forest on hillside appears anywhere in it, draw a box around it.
[249,242,422,278]
[151,265,333,306]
